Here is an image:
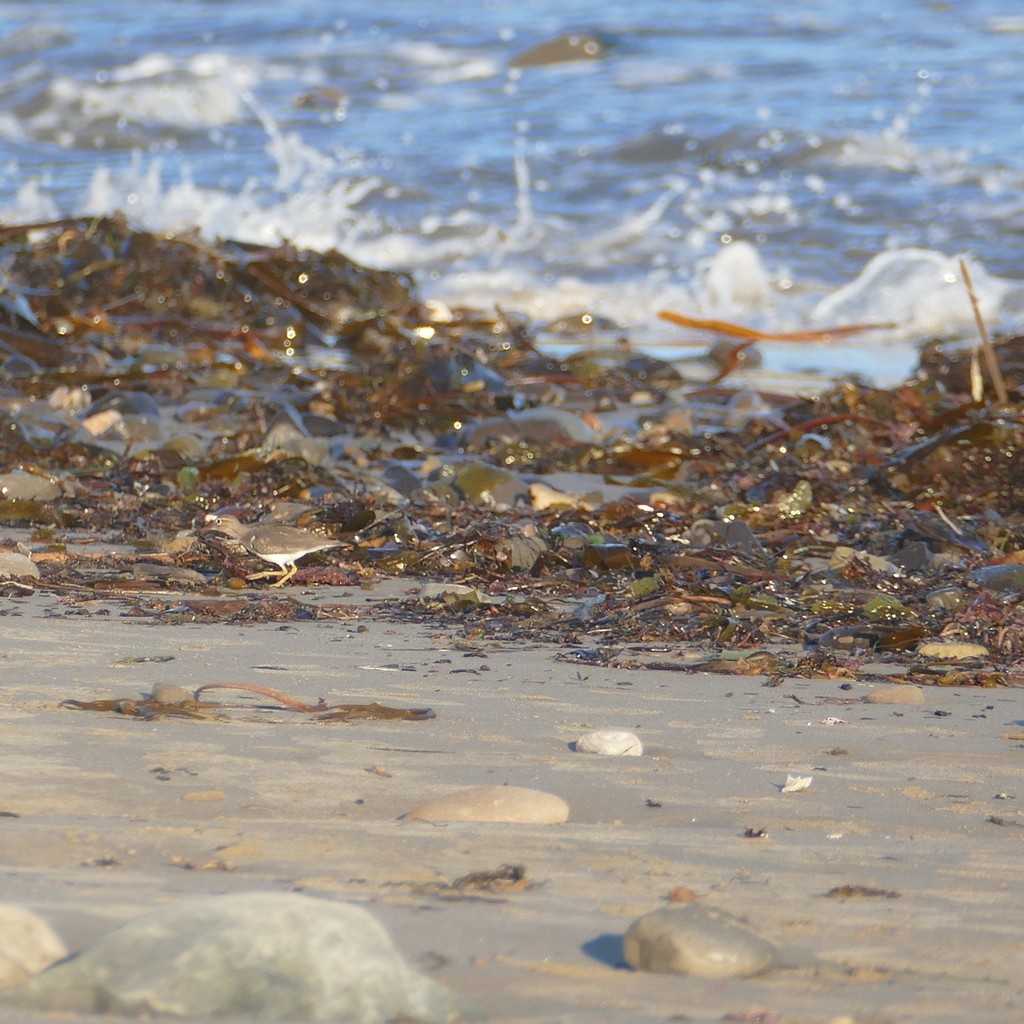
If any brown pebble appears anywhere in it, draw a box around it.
[864,685,925,705]
[666,886,699,903]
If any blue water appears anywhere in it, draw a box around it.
[2,1,1023,376]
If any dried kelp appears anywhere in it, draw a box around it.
[63,683,435,723]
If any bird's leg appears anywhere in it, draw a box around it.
[270,563,297,587]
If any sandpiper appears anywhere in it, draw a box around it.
[204,514,341,587]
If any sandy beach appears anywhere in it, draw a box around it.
[2,580,1023,1024]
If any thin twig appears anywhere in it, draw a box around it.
[959,258,1008,405]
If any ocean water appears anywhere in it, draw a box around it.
[2,0,1023,382]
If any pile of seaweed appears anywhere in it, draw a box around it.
[2,215,1023,683]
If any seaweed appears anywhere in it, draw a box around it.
[2,219,1024,682]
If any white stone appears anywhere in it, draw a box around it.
[0,553,39,580]
[0,892,465,1023]
[574,730,642,756]
[0,905,68,990]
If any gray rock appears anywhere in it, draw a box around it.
[622,903,779,978]
[1,892,466,1022]
[966,563,1024,595]
[0,904,68,989]
[0,552,40,580]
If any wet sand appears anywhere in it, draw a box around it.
[2,582,1023,1023]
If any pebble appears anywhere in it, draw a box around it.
[403,785,569,824]
[0,905,68,989]
[0,471,61,502]
[965,563,1024,595]
[916,640,989,660]
[149,684,193,704]
[864,684,926,705]
[0,892,465,1023]
[925,586,966,612]
[622,903,779,978]
[574,730,643,756]
[0,552,40,580]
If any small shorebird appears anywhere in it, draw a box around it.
[204,514,340,587]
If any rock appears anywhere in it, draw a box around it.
[149,683,193,704]
[966,563,1024,596]
[510,33,606,68]
[0,552,40,580]
[916,640,989,660]
[574,730,642,756]
[0,471,62,502]
[404,785,569,824]
[623,903,778,978]
[925,586,966,612]
[0,905,68,990]
[530,481,595,511]
[0,892,465,1023]
[864,684,926,705]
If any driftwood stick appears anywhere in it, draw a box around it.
[959,258,1008,405]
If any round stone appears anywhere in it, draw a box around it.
[574,730,643,756]
[0,905,68,989]
[864,684,926,705]
[622,903,779,979]
[403,785,569,824]
[0,892,464,1022]
[0,552,40,580]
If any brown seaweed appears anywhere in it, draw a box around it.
[2,218,1024,684]
[62,684,435,723]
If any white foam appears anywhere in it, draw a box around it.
[3,65,1018,391]
[0,179,59,224]
[25,51,258,140]
[811,248,1009,338]
[390,40,499,83]
[697,241,773,314]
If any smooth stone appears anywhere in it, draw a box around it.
[916,640,989,660]
[966,563,1024,595]
[925,586,966,612]
[403,785,569,824]
[84,390,161,419]
[623,903,779,979]
[0,552,40,580]
[574,730,643,756]
[864,684,926,705]
[510,33,606,68]
[0,892,465,1023]
[0,471,61,502]
[0,905,68,989]
[149,683,193,704]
